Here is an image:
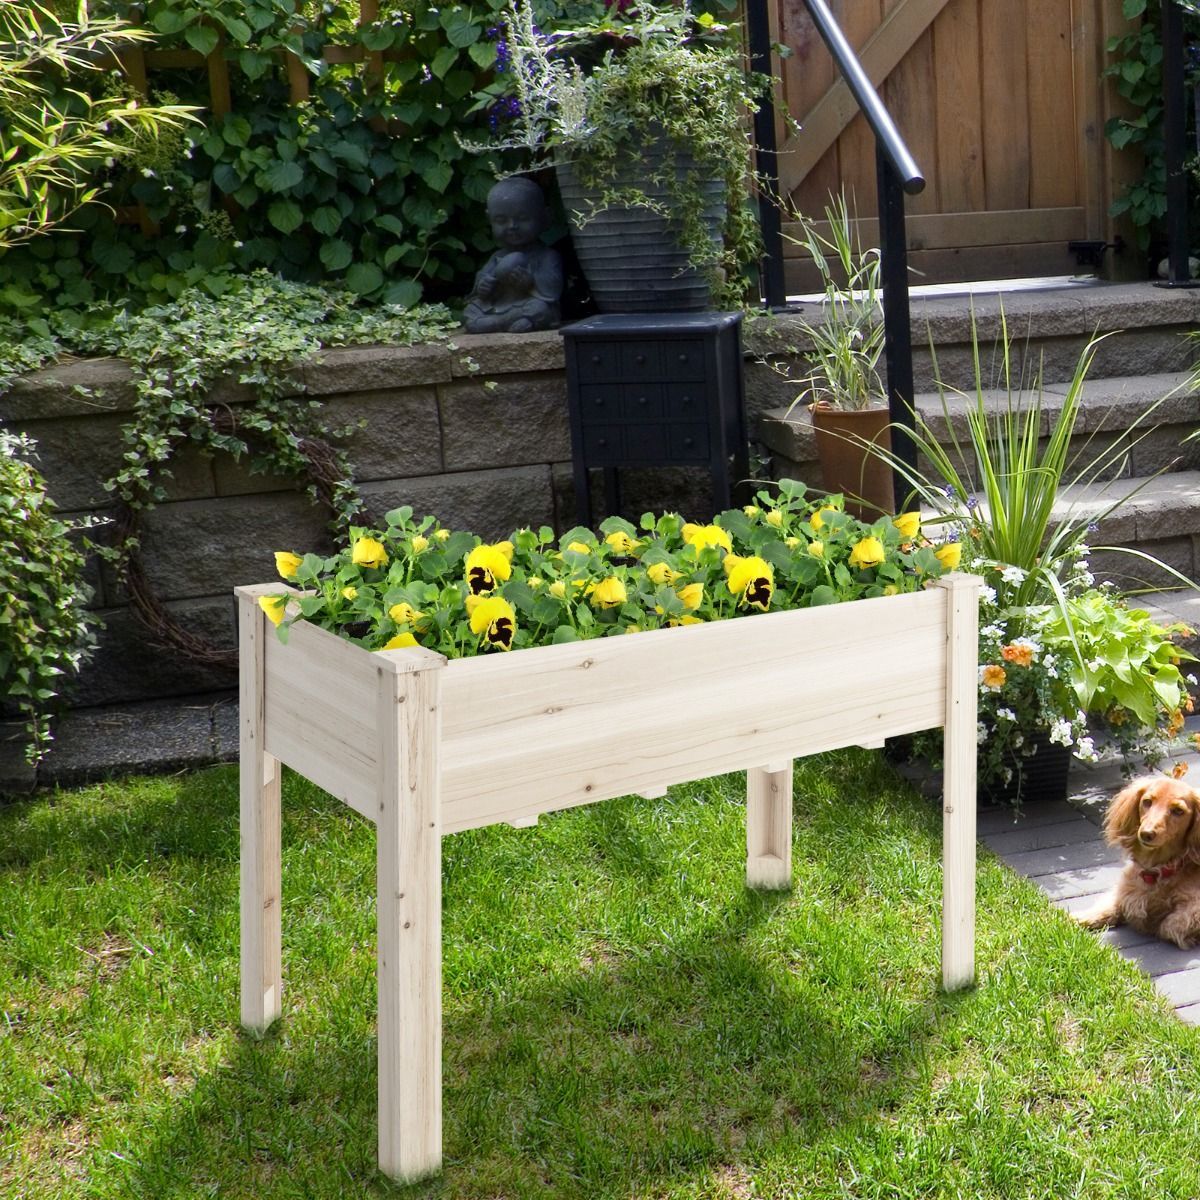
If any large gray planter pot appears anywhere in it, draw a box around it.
[556,145,725,313]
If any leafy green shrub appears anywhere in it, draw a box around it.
[0,433,98,764]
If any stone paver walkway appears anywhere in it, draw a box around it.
[981,746,1200,1024]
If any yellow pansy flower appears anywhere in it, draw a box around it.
[810,506,839,531]
[726,555,774,611]
[681,523,732,553]
[468,596,516,651]
[465,543,513,594]
[892,512,921,539]
[624,624,643,635]
[668,614,706,626]
[765,509,784,528]
[604,530,638,555]
[589,577,627,608]
[743,505,761,519]
[646,562,681,586]
[380,632,418,650]
[785,536,801,550]
[807,541,825,559]
[528,576,545,589]
[676,582,704,610]
[434,528,451,541]
[388,601,424,626]
[258,595,287,626]
[566,540,592,555]
[723,553,743,576]
[935,542,963,570]
[352,537,388,569]
[849,536,885,569]
[411,535,429,554]
[341,586,357,600]
[549,580,568,599]
[274,551,302,580]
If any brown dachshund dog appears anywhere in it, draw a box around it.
[1076,776,1200,948]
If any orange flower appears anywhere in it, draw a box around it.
[980,664,1006,691]
[1000,643,1034,668]
[1173,761,1189,779]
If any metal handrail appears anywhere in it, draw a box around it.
[800,0,925,195]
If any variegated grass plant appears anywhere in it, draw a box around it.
[261,481,960,660]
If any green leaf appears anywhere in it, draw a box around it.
[1122,0,1147,17]
[420,162,453,193]
[216,13,253,42]
[312,206,343,236]
[267,199,304,234]
[319,239,353,271]
[151,9,190,35]
[430,45,458,78]
[185,23,220,57]
[360,24,396,50]
[345,262,384,294]
[222,116,253,148]
[93,240,136,274]
[262,159,305,192]
[382,279,421,307]
[552,625,580,644]
[468,41,497,68]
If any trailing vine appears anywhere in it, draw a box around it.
[3,272,458,672]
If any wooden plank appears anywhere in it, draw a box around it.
[1026,0,1078,209]
[359,0,384,88]
[881,15,938,214]
[206,32,232,121]
[1098,0,1144,278]
[746,763,793,889]
[780,0,838,213]
[980,0,1031,211]
[782,207,1086,253]
[1073,0,1108,240]
[1001,838,1123,877]
[438,589,950,832]
[375,657,443,1181]
[143,48,208,68]
[932,0,984,213]
[237,585,283,1033]
[981,816,1103,855]
[261,611,444,822]
[779,0,954,179]
[938,573,980,991]
[836,0,884,214]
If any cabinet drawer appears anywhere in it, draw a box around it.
[575,342,623,381]
[666,382,706,419]
[669,422,710,462]
[582,424,623,465]
[578,384,621,422]
[620,342,662,378]
[664,340,707,381]
[621,383,665,418]
[621,423,669,461]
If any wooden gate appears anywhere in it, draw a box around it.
[773,0,1125,289]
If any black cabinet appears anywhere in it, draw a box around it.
[560,312,749,522]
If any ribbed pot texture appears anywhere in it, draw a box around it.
[809,403,893,521]
[556,145,725,313]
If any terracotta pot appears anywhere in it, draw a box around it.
[809,403,893,520]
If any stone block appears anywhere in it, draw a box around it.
[303,343,454,396]
[1089,538,1194,594]
[1128,425,1200,476]
[1077,282,1200,332]
[1,356,136,420]
[117,491,335,603]
[358,465,555,541]
[449,331,565,376]
[0,722,37,796]
[1073,329,1196,382]
[439,377,569,471]
[1042,370,1199,432]
[757,406,815,462]
[1131,475,1200,540]
[743,358,806,425]
[72,597,239,707]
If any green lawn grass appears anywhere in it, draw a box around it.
[2,749,1199,1199]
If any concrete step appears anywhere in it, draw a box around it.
[757,369,1199,490]
[744,281,1200,411]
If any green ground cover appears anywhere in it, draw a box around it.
[2,749,1199,1199]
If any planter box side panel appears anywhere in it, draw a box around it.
[261,616,388,821]
[438,588,950,832]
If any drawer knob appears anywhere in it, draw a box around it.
[598,438,608,447]
[591,354,602,364]
[683,437,695,448]
[637,396,647,406]
[635,353,646,364]
[594,397,603,406]
[678,353,690,363]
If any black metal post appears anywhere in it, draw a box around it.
[876,144,917,512]
[745,0,787,309]
[1158,0,1197,287]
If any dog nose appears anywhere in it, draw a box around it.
[1139,829,1158,845]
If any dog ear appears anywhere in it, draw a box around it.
[1187,788,1200,857]
[1104,778,1150,847]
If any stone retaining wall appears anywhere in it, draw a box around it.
[2,330,791,710]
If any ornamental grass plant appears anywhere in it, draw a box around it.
[261,481,961,657]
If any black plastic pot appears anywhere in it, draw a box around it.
[980,733,1072,809]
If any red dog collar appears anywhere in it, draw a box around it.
[1140,862,1182,886]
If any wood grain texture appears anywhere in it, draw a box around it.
[436,589,949,833]
[1026,0,1078,210]
[237,587,283,1033]
[746,763,794,889]
[981,0,1031,211]
[375,660,443,1181]
[937,573,981,990]
[932,0,984,212]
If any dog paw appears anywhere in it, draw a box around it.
[1075,907,1116,931]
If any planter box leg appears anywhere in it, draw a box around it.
[376,659,443,1182]
[746,763,792,890]
[239,590,282,1033]
[937,575,980,991]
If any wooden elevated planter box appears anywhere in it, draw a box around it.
[235,573,981,1182]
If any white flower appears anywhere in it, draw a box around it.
[141,167,156,178]
[981,585,997,605]
[996,707,1017,722]
[1013,733,1024,748]
[175,224,187,233]
[1049,719,1073,746]
[999,565,1027,584]
[233,240,244,248]
[977,722,988,745]
[1075,736,1098,763]
[104,156,115,168]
